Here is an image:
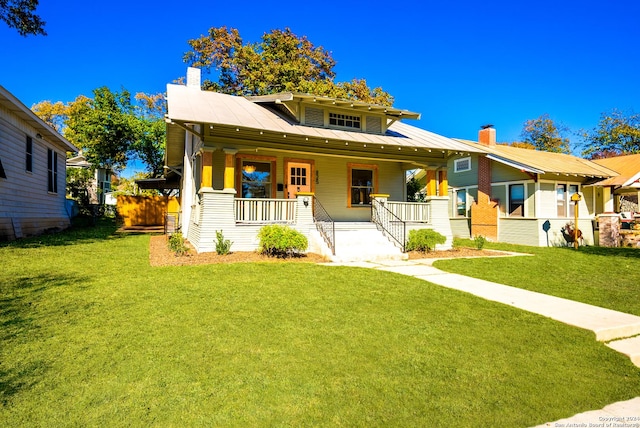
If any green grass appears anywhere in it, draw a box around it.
[439,239,640,316]
[1,222,639,426]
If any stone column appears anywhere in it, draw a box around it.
[598,213,620,247]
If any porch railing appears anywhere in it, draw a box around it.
[385,201,431,223]
[234,198,296,223]
[312,197,335,255]
[372,199,406,252]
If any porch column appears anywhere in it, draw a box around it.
[438,170,448,196]
[223,148,237,191]
[201,149,214,189]
[425,170,437,196]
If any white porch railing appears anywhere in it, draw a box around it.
[234,198,297,223]
[386,201,431,223]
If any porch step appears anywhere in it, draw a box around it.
[331,222,407,263]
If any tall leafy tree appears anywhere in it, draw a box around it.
[184,26,394,106]
[520,114,571,154]
[1,0,46,36]
[581,109,640,159]
[33,89,166,176]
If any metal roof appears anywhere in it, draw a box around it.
[0,85,77,152]
[591,154,640,187]
[165,84,482,155]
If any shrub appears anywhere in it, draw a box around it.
[168,232,189,256]
[258,225,308,258]
[473,235,487,250]
[405,229,446,253]
[215,230,233,255]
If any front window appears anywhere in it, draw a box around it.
[568,184,578,217]
[241,160,272,198]
[348,164,377,207]
[47,149,58,193]
[556,184,566,217]
[509,184,524,217]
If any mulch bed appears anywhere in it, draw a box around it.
[149,235,501,267]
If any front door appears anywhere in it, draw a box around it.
[286,160,313,198]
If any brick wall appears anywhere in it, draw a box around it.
[471,156,498,240]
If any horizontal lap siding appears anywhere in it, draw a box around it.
[0,106,70,239]
[498,218,540,246]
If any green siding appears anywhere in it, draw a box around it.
[527,183,536,217]
[491,185,507,216]
[448,155,478,187]
[491,161,530,182]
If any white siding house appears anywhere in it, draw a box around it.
[0,85,77,240]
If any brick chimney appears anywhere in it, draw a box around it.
[478,125,496,146]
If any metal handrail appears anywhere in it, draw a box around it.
[312,197,335,255]
[372,199,406,252]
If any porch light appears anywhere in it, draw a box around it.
[303,197,309,207]
[243,164,257,174]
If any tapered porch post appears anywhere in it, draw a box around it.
[201,148,214,189]
[438,169,448,196]
[425,170,437,196]
[223,148,237,191]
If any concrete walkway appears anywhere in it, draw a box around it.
[324,256,640,426]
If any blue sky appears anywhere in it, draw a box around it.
[2,0,639,161]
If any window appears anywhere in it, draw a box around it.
[329,112,360,129]
[556,184,566,217]
[456,190,467,217]
[47,149,58,193]
[26,136,33,172]
[0,156,6,179]
[568,184,578,217]
[348,164,377,207]
[241,160,272,198]
[509,184,524,217]
[454,157,471,173]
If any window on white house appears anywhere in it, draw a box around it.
[26,136,33,172]
[509,184,525,217]
[456,190,467,217]
[241,161,272,198]
[329,112,361,129]
[556,184,566,217]
[454,157,471,173]
[568,184,579,217]
[0,156,6,179]
[47,149,58,193]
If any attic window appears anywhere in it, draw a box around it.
[454,157,471,173]
[329,112,360,130]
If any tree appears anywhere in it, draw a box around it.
[520,114,571,154]
[184,26,394,106]
[581,109,640,159]
[33,89,166,176]
[1,0,46,36]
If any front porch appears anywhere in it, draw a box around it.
[184,190,453,261]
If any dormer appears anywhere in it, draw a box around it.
[246,92,420,136]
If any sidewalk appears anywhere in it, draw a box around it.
[325,256,640,426]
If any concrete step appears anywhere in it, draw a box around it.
[607,335,640,367]
[331,226,407,263]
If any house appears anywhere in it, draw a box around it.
[591,153,640,217]
[445,126,618,247]
[0,85,78,240]
[66,153,114,205]
[163,68,483,260]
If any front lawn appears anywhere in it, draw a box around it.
[1,222,639,426]
[436,239,640,316]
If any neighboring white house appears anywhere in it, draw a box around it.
[0,85,78,240]
[163,68,484,260]
[66,153,114,205]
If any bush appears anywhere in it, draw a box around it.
[168,232,189,256]
[258,225,308,258]
[406,229,446,253]
[215,230,233,255]
[474,235,487,250]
